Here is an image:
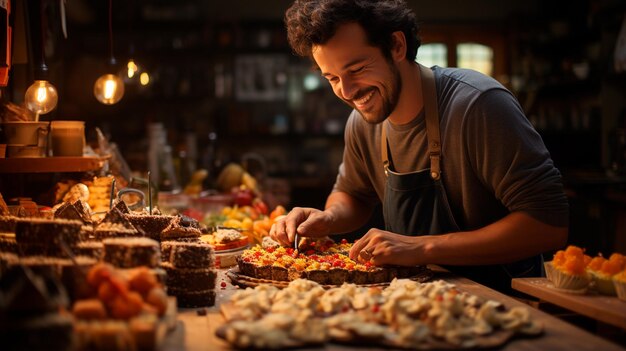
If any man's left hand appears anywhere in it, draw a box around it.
[349,229,424,266]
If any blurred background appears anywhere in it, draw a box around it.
[1,0,626,254]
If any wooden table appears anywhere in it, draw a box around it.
[512,277,626,330]
[159,268,626,351]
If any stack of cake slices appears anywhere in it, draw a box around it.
[161,241,217,307]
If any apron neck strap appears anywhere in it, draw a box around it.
[381,64,442,180]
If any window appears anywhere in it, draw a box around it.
[416,43,448,68]
[417,25,506,82]
[457,43,494,76]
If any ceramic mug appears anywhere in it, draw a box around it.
[51,120,85,157]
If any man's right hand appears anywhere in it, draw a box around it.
[269,207,334,247]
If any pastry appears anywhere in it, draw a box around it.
[545,245,591,291]
[102,237,160,268]
[237,241,428,285]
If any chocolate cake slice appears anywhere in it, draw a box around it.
[112,199,131,214]
[94,222,141,240]
[167,287,216,308]
[237,256,256,277]
[60,256,98,302]
[327,268,349,285]
[305,269,329,285]
[0,233,17,253]
[160,216,202,241]
[53,202,82,221]
[271,264,289,281]
[15,218,83,257]
[161,262,217,291]
[0,215,17,233]
[125,214,174,241]
[102,237,160,268]
[161,241,215,269]
[74,241,104,260]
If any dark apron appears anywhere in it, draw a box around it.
[381,64,542,294]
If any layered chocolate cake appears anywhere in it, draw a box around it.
[125,214,174,241]
[14,218,84,257]
[102,237,161,268]
[161,241,215,268]
[160,240,217,307]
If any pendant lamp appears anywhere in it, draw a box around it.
[24,0,58,120]
[94,0,124,105]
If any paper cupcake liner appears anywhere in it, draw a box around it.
[544,262,590,291]
[589,271,617,296]
[614,279,626,302]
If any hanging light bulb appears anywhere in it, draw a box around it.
[24,0,58,118]
[94,0,124,105]
[94,73,125,104]
[25,80,58,114]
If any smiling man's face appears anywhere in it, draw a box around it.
[313,22,401,124]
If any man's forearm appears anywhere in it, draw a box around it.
[419,211,568,266]
[324,191,374,234]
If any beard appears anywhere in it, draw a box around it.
[345,62,402,125]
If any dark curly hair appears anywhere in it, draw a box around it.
[285,0,420,62]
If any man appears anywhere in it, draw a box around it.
[271,0,569,293]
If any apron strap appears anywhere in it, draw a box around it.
[381,64,442,180]
[421,65,442,180]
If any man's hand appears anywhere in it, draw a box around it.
[269,207,335,247]
[349,228,423,266]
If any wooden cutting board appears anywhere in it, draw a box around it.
[512,277,626,330]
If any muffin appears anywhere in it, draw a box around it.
[545,245,591,292]
[613,269,626,302]
[587,253,625,295]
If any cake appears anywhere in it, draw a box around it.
[237,241,428,285]
[0,215,17,233]
[0,265,74,351]
[102,237,161,268]
[0,233,17,253]
[60,256,99,302]
[545,245,592,291]
[94,222,142,240]
[160,240,217,307]
[161,241,215,268]
[613,269,626,302]
[200,228,248,251]
[160,216,202,241]
[587,253,626,295]
[75,241,105,260]
[162,262,217,291]
[14,218,84,257]
[54,200,93,225]
[164,288,216,308]
[125,214,174,241]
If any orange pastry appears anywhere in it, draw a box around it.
[545,245,591,292]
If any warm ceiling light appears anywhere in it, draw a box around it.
[24,0,58,118]
[94,0,124,105]
[25,80,58,115]
[94,73,124,104]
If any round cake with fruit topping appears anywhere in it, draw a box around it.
[236,238,427,286]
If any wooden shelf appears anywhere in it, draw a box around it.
[0,156,105,173]
[512,277,626,330]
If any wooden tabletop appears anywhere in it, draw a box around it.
[159,268,626,351]
[512,277,626,330]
